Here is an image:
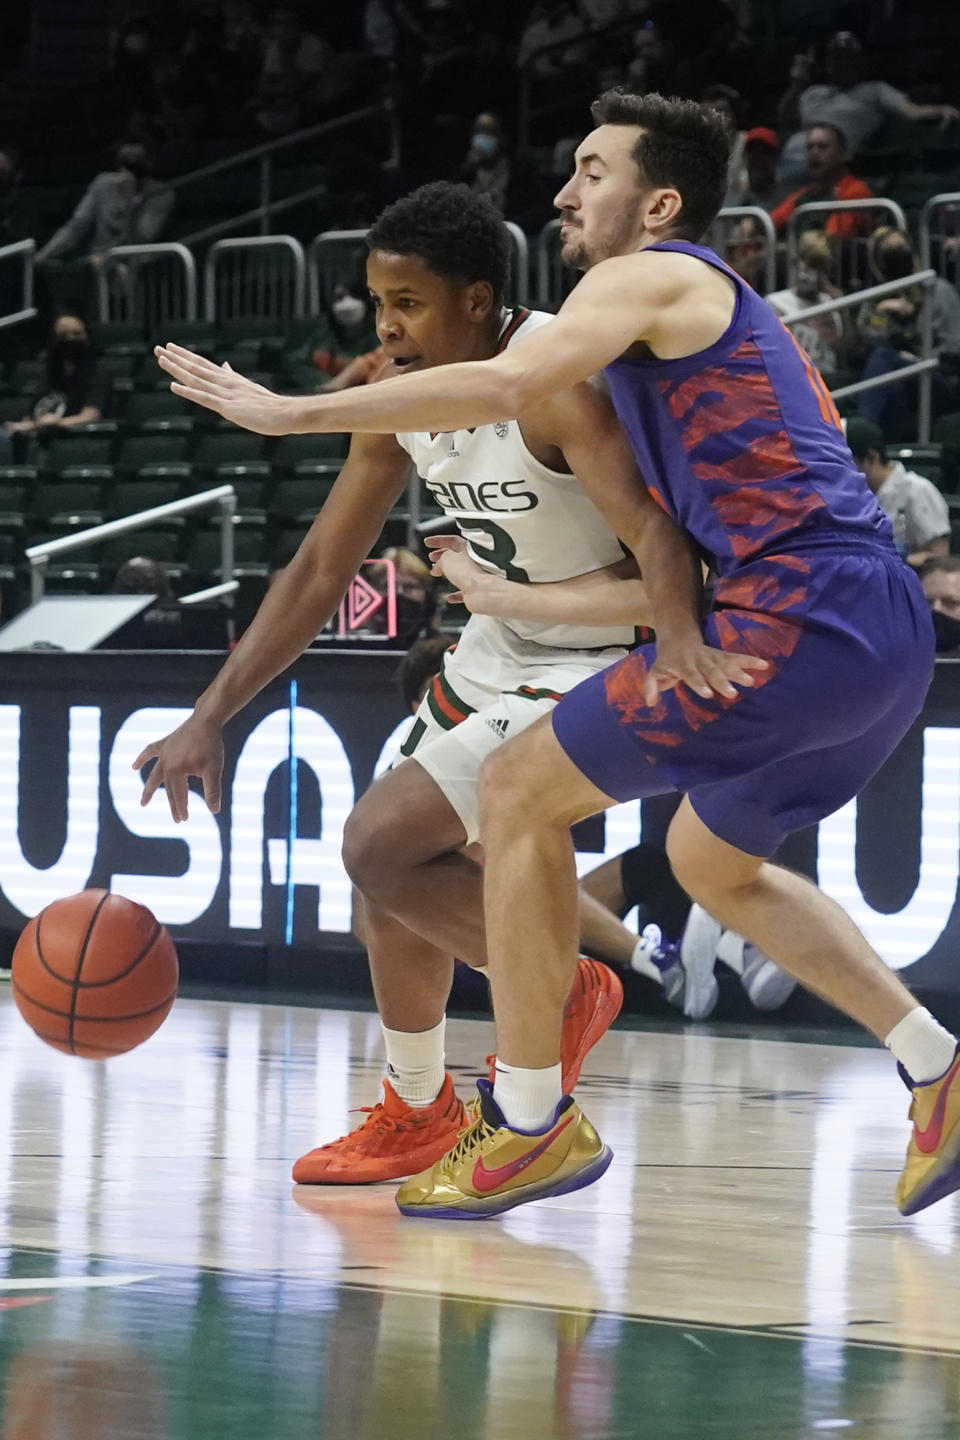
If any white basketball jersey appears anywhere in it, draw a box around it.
[396,307,636,650]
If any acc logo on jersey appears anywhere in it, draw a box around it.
[494,421,509,438]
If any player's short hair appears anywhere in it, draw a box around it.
[919,554,960,580]
[845,416,886,464]
[808,121,848,155]
[589,89,730,242]
[397,634,451,711]
[366,182,511,304]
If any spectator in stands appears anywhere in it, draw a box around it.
[36,142,173,267]
[363,0,424,63]
[517,1,588,81]
[919,555,960,653]
[856,226,960,433]
[1,313,107,459]
[250,6,344,136]
[625,18,674,96]
[112,556,173,599]
[701,85,746,210]
[0,147,23,244]
[455,113,511,214]
[769,123,873,239]
[281,280,380,393]
[777,31,960,182]
[846,416,950,564]
[367,547,436,646]
[740,128,786,212]
[766,230,850,385]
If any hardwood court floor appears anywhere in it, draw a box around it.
[1,988,959,1438]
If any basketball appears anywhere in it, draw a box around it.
[11,890,179,1059]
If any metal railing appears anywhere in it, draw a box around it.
[919,192,960,289]
[307,228,367,314]
[781,269,938,442]
[24,485,236,605]
[170,105,388,248]
[708,206,778,295]
[96,242,198,328]
[537,206,776,311]
[0,239,37,333]
[308,222,530,310]
[203,236,306,326]
[787,197,908,291]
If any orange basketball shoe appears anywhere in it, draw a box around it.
[484,957,623,1091]
[292,1073,466,1185]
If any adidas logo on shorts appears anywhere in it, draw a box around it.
[485,716,509,738]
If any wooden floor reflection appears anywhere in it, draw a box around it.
[2,991,960,1438]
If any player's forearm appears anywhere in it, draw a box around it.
[285,354,526,436]
[465,565,651,627]
[193,556,352,726]
[630,509,704,643]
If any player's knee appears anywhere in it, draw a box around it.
[477,744,537,835]
[342,799,403,903]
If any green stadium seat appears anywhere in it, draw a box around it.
[119,390,192,426]
[270,477,336,523]
[0,535,16,565]
[45,433,114,472]
[888,444,944,489]
[183,526,268,574]
[108,480,183,520]
[192,431,267,470]
[271,433,350,469]
[115,434,191,475]
[32,482,104,529]
[102,530,181,567]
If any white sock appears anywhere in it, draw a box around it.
[885,1007,958,1085]
[382,1018,446,1108]
[492,1060,563,1131]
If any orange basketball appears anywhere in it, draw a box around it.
[11,890,179,1058]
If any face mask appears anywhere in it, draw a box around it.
[932,608,960,653]
[332,295,367,329]
[53,337,87,361]
[471,133,499,159]
[880,247,913,280]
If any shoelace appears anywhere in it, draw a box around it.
[445,1111,496,1167]
[318,1103,423,1149]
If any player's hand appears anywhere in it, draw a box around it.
[154,343,295,435]
[643,640,769,706]
[427,534,498,609]
[132,711,225,824]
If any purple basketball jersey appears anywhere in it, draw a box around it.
[604,241,891,575]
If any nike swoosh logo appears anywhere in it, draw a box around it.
[915,1054,960,1154]
[472,1116,573,1193]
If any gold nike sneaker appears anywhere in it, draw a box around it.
[396,1078,612,1219]
[896,1046,960,1216]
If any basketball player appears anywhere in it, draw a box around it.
[155,93,957,1223]
[142,182,758,1185]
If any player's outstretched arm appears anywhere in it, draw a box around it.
[153,252,686,437]
[133,431,411,823]
[428,536,651,627]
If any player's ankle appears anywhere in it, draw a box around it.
[885,1007,958,1085]
[492,1060,562,1130]
[382,1018,447,1108]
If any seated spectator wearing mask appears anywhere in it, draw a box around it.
[456,112,511,214]
[280,281,379,392]
[766,230,850,385]
[36,143,173,267]
[919,555,960,654]
[856,227,960,433]
[770,123,873,239]
[846,416,950,566]
[1,313,108,461]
